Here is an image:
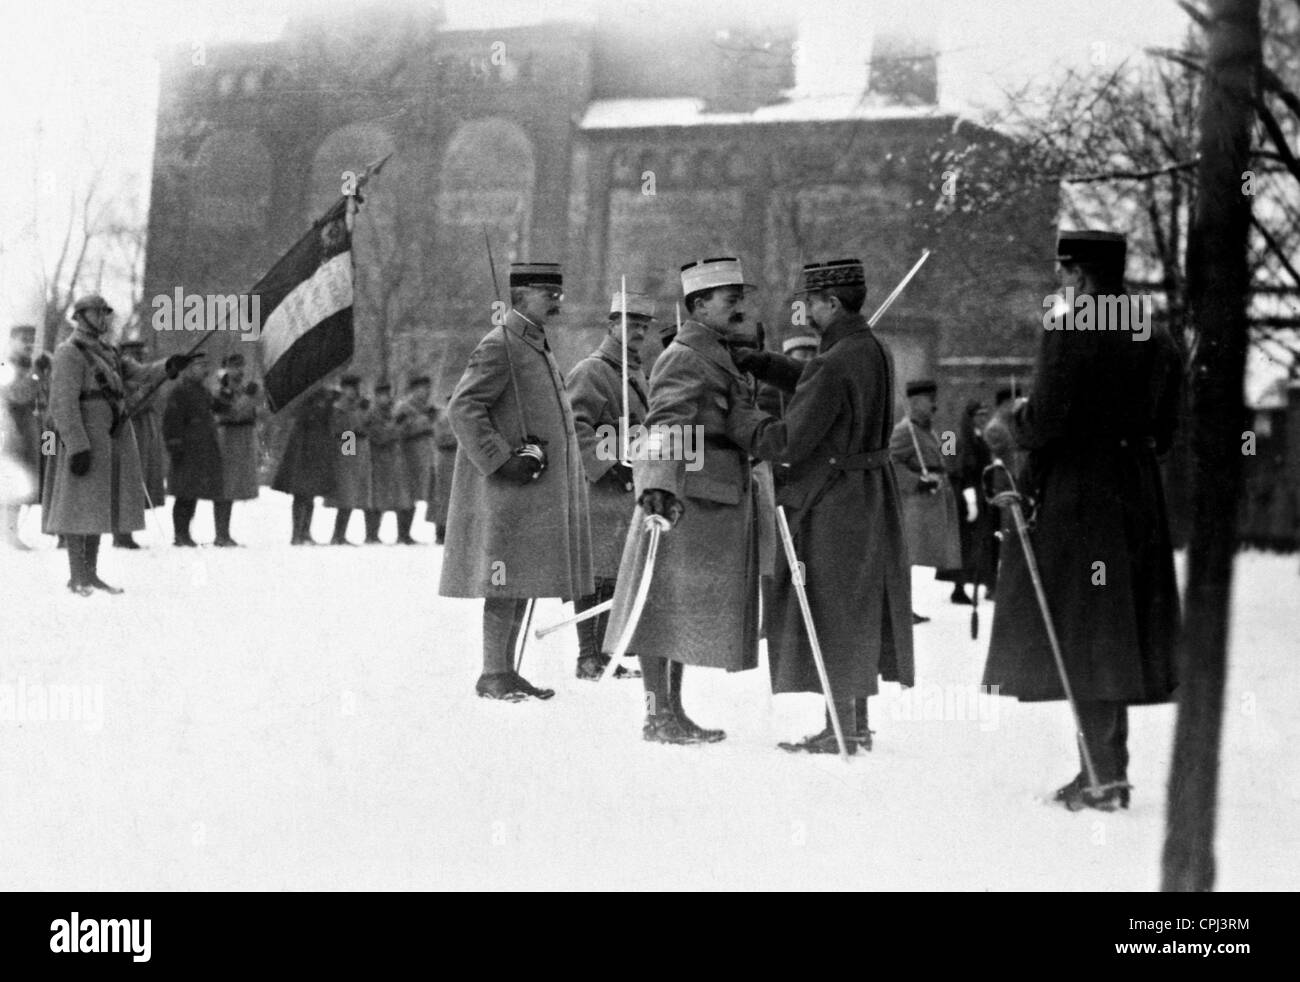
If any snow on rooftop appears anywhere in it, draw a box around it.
[580,94,952,130]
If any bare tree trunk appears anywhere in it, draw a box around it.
[1162,0,1261,892]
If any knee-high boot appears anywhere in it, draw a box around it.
[332,509,353,545]
[82,534,122,594]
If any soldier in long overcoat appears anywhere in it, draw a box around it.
[395,374,435,542]
[271,383,337,544]
[211,352,261,547]
[44,295,194,591]
[325,375,372,544]
[983,230,1182,811]
[364,382,415,544]
[164,355,224,547]
[728,259,915,754]
[2,325,42,549]
[111,338,166,549]
[603,258,763,745]
[565,289,653,679]
[890,379,962,620]
[438,262,593,702]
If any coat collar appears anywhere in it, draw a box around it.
[596,333,643,374]
[673,319,743,379]
[505,309,550,354]
[818,312,870,353]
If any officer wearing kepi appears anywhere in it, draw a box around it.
[983,229,1182,811]
[43,295,198,593]
[565,287,654,680]
[728,259,915,753]
[438,262,593,702]
[603,257,763,745]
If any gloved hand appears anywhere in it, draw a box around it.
[725,376,765,452]
[605,462,634,490]
[639,488,684,527]
[963,486,978,522]
[916,474,941,495]
[70,450,92,476]
[35,353,52,374]
[165,352,204,378]
[496,452,542,485]
[731,347,774,378]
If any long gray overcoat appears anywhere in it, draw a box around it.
[601,319,761,672]
[438,310,593,600]
[565,332,648,580]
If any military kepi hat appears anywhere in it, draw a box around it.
[610,289,656,319]
[72,294,113,315]
[906,379,938,398]
[680,257,750,296]
[795,258,866,295]
[1056,230,1126,269]
[509,262,562,289]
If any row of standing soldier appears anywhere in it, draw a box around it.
[271,373,457,546]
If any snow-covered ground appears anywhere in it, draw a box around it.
[2,491,1296,890]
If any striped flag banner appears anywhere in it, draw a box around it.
[257,195,356,412]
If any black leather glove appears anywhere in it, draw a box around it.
[496,452,542,485]
[731,347,772,377]
[916,474,941,495]
[34,353,52,374]
[638,488,684,527]
[165,353,204,378]
[70,450,92,476]
[604,462,634,490]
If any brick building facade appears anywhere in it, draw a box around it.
[142,2,1056,432]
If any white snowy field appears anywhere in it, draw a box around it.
[1,490,1296,891]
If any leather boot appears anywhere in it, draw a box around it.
[667,660,724,742]
[331,509,353,545]
[395,508,417,544]
[82,535,123,594]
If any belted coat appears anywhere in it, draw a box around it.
[42,326,170,533]
[730,314,914,698]
[602,319,761,672]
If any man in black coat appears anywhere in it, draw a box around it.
[983,230,1182,811]
[727,259,914,754]
[163,355,224,547]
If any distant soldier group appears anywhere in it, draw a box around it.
[272,372,446,546]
